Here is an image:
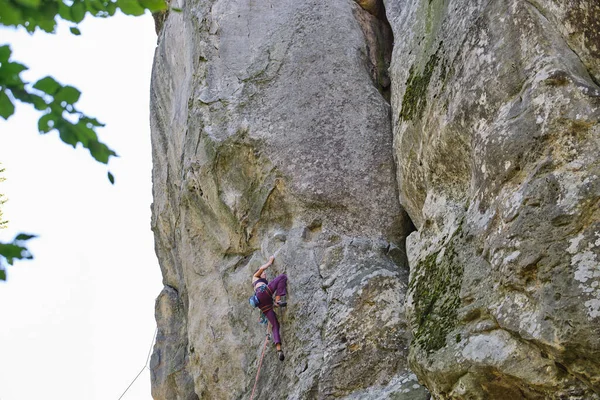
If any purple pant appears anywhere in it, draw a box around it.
[256,274,287,344]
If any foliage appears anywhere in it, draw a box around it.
[0,0,167,168]
[0,0,167,280]
[0,233,36,280]
[0,47,117,165]
[0,164,7,230]
[0,163,34,281]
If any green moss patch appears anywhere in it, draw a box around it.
[399,43,443,122]
[408,227,464,352]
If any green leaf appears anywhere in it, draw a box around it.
[38,19,57,33]
[106,1,117,15]
[0,91,15,119]
[14,0,41,9]
[4,61,28,76]
[38,113,54,133]
[70,26,81,35]
[139,0,166,12]
[58,124,78,147]
[30,93,48,111]
[58,1,72,20]
[15,233,36,241]
[88,139,116,163]
[0,1,23,26]
[54,85,81,105]
[117,0,145,16]
[171,7,182,12]
[34,2,60,32]
[0,269,6,281]
[80,116,105,127]
[0,45,11,63]
[71,1,86,23]
[0,243,27,263]
[86,0,105,14]
[108,171,115,184]
[73,119,97,145]
[33,76,61,95]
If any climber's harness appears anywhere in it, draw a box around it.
[249,284,274,313]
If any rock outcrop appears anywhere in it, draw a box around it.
[149,0,600,399]
[149,0,427,399]
[388,0,600,398]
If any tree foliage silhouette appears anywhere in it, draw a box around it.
[0,0,167,280]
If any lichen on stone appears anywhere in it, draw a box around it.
[409,225,464,352]
[399,42,443,122]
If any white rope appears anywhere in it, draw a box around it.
[117,327,158,400]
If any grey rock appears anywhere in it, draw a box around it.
[151,287,198,400]
[149,0,600,398]
[387,0,600,398]
[149,0,424,399]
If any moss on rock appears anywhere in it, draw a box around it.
[399,43,443,122]
[409,227,464,352]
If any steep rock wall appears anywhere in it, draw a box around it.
[149,0,600,398]
[387,0,600,398]
[149,0,427,399]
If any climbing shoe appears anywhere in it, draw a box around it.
[275,296,287,307]
[277,350,285,361]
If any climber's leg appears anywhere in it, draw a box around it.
[264,309,281,345]
[268,274,287,306]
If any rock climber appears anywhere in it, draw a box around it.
[252,255,287,361]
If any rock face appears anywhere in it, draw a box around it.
[149,0,427,399]
[387,0,600,398]
[149,0,600,398]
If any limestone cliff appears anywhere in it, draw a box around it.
[388,0,600,398]
[149,0,599,399]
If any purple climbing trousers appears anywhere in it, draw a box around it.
[255,274,287,344]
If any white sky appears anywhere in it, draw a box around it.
[0,12,162,400]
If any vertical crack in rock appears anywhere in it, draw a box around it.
[352,0,395,102]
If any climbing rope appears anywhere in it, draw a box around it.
[250,324,271,400]
[118,327,158,399]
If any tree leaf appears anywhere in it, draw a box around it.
[72,119,97,146]
[71,1,86,23]
[3,61,28,81]
[86,0,105,15]
[38,112,54,133]
[15,233,36,241]
[0,91,15,120]
[54,85,81,105]
[29,93,48,111]
[70,26,81,35]
[58,124,78,147]
[117,0,145,16]
[0,1,23,26]
[0,243,27,263]
[0,268,6,281]
[88,139,116,164]
[36,16,57,33]
[106,1,117,16]
[108,171,115,184]
[0,45,11,63]
[80,116,105,127]
[58,1,72,20]
[14,0,42,8]
[139,0,166,12]
[33,76,61,95]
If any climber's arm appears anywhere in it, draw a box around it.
[253,256,274,279]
